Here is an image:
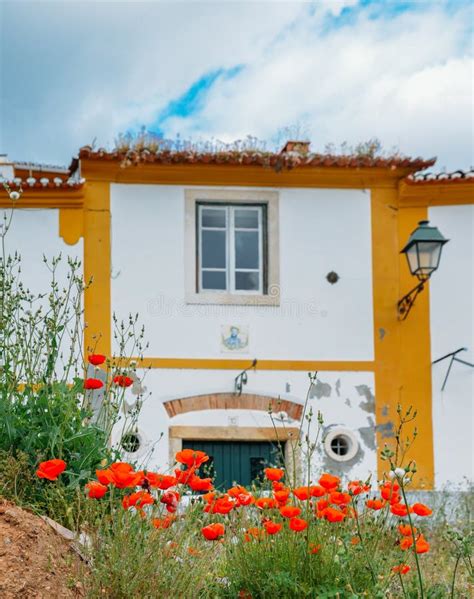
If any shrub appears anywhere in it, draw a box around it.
[0,202,148,527]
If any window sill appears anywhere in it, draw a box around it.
[185,290,280,306]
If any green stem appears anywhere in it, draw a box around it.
[352,497,377,584]
[450,555,461,598]
[399,482,424,598]
[398,571,408,598]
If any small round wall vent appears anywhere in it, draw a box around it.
[324,428,359,462]
[121,431,142,454]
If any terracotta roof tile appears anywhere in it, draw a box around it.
[78,145,435,172]
[6,176,85,190]
[407,169,474,185]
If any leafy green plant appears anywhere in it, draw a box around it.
[0,192,148,527]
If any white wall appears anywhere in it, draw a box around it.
[110,183,376,483]
[1,207,83,377]
[429,205,474,487]
[1,208,83,295]
[111,184,374,361]
[113,367,377,483]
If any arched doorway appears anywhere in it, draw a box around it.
[165,392,303,487]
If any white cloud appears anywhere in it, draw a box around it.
[162,4,473,169]
[1,1,472,170]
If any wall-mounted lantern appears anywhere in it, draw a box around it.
[398,220,449,320]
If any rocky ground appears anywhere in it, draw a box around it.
[0,500,84,599]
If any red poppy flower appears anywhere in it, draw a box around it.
[398,524,415,537]
[329,491,351,506]
[310,485,326,498]
[236,493,254,506]
[214,498,236,514]
[319,473,340,491]
[160,490,180,512]
[264,468,284,482]
[175,449,209,468]
[279,505,301,518]
[174,467,196,484]
[323,507,345,523]
[348,480,370,495]
[293,487,311,501]
[399,537,414,550]
[289,517,308,532]
[391,503,411,517]
[255,497,277,510]
[263,520,282,535]
[244,527,264,542]
[108,462,141,489]
[274,489,290,505]
[152,515,175,529]
[96,468,113,485]
[309,543,321,554]
[205,496,235,514]
[415,534,430,554]
[351,536,360,545]
[122,490,154,510]
[85,481,108,499]
[316,499,329,512]
[272,481,285,491]
[201,523,225,541]
[146,473,177,490]
[227,485,247,497]
[84,378,104,390]
[381,482,400,504]
[113,375,133,388]
[412,503,432,517]
[189,475,214,492]
[88,354,106,366]
[366,498,385,511]
[36,459,66,481]
[392,564,410,575]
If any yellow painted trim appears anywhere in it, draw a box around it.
[59,208,83,245]
[81,159,414,190]
[399,180,474,206]
[83,181,111,356]
[371,189,434,489]
[0,189,84,209]
[123,357,374,371]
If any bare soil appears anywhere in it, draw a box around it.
[0,500,84,599]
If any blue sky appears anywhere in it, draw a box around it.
[1,0,472,170]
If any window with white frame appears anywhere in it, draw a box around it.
[198,204,266,294]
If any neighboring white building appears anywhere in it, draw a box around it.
[1,144,473,489]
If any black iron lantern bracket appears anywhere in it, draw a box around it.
[397,280,426,320]
[234,358,257,395]
[432,347,474,391]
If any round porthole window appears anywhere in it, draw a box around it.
[121,432,142,454]
[324,428,359,462]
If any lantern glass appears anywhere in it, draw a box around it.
[401,220,449,282]
[409,241,443,280]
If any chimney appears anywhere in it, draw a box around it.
[280,140,311,155]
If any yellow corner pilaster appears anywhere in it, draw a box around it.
[398,206,434,488]
[83,181,111,356]
[371,189,434,489]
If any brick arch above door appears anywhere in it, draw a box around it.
[163,393,303,421]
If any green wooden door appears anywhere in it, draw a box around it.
[182,440,285,490]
